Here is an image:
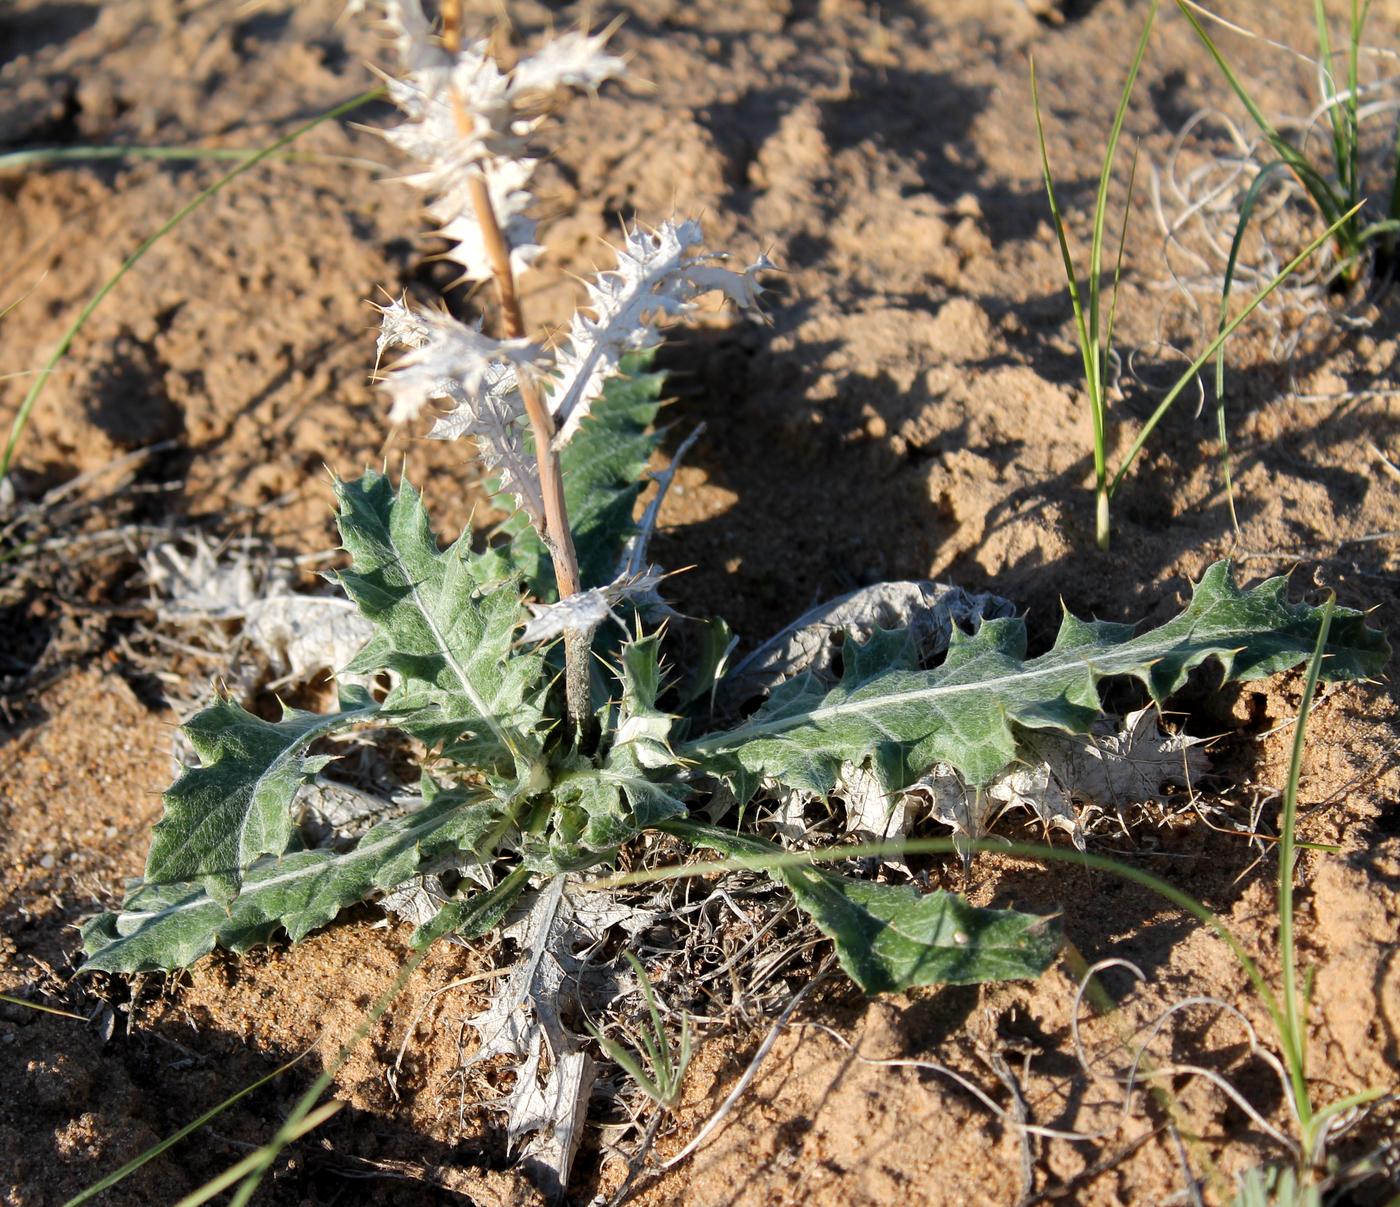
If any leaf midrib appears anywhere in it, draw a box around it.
[389,536,533,763]
[122,799,465,931]
[684,616,1257,755]
[172,706,377,872]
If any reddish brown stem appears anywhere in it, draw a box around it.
[467,177,592,740]
[441,8,593,743]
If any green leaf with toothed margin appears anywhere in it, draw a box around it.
[333,471,546,773]
[144,694,379,906]
[664,820,1059,992]
[83,791,504,973]
[686,562,1388,802]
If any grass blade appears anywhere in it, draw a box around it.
[1177,2,1346,235]
[1031,56,1107,543]
[0,86,384,483]
[1030,57,1095,425]
[62,1050,312,1206]
[1109,204,1361,496]
[1088,2,1157,387]
[1102,141,1141,412]
[1278,594,1334,1139]
[1213,160,1293,533]
[0,145,338,172]
[173,1100,345,1207]
[1313,0,1352,208]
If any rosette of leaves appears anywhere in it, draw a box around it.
[83,434,1389,990]
[79,1,1391,994]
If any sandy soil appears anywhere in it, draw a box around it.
[2,1,1398,1204]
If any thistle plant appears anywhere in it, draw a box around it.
[84,3,1389,1015]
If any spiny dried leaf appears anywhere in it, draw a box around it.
[372,1,624,246]
[462,876,652,1198]
[906,707,1208,856]
[549,219,769,448]
[518,569,664,645]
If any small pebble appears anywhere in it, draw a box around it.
[38,854,55,871]
[865,414,888,440]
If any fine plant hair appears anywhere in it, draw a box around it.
[1031,0,1358,550]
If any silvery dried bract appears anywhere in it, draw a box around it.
[518,568,667,645]
[371,2,624,281]
[550,219,771,447]
[908,707,1209,858]
[437,157,541,283]
[376,302,547,524]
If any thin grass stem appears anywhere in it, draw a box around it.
[1109,204,1359,496]
[1278,594,1333,1144]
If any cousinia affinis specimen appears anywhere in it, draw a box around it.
[365,0,770,744]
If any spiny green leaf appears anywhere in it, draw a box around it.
[83,793,505,973]
[410,865,533,949]
[145,697,378,905]
[665,821,1059,992]
[687,562,1389,800]
[496,354,665,597]
[334,472,545,772]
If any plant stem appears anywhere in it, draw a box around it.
[437,5,592,739]
[1280,595,1333,1150]
[466,177,594,741]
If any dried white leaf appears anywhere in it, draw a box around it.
[908,708,1209,855]
[907,763,989,863]
[987,762,1078,846]
[378,304,546,525]
[358,0,448,76]
[723,580,1017,707]
[243,596,375,684]
[378,874,450,928]
[839,761,912,844]
[465,877,651,1199]
[143,536,277,620]
[764,782,816,842]
[549,219,769,448]
[437,157,541,283]
[518,569,666,645]
[297,775,415,842]
[1027,707,1209,811]
[507,29,626,97]
[374,293,431,359]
